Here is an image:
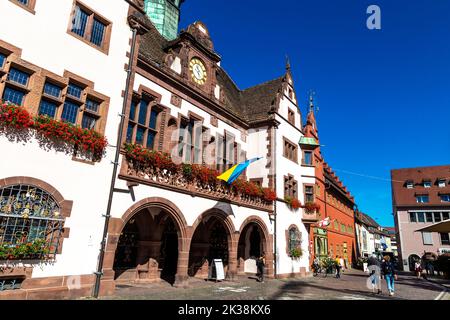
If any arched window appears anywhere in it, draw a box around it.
[288,227,301,254]
[0,184,65,260]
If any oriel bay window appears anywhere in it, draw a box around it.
[68,2,112,54]
[0,184,65,260]
[126,98,161,150]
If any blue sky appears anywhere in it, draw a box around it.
[179,0,450,227]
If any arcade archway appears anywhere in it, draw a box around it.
[188,212,234,279]
[110,198,188,286]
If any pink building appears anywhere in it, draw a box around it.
[391,165,450,271]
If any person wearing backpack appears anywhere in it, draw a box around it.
[381,255,398,296]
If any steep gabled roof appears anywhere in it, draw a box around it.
[241,77,284,123]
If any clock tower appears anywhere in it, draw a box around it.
[144,0,185,41]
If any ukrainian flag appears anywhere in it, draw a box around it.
[217,157,262,185]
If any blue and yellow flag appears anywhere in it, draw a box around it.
[217,157,262,185]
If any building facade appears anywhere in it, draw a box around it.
[302,104,356,267]
[0,0,321,298]
[0,0,136,298]
[391,165,450,271]
[355,211,377,258]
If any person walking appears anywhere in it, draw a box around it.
[381,255,398,296]
[415,260,423,279]
[367,254,382,294]
[256,252,266,283]
[335,256,342,278]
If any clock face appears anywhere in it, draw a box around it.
[189,58,207,85]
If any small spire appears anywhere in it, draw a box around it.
[308,90,315,113]
[285,55,291,72]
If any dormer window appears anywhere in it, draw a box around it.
[438,179,446,188]
[416,195,429,203]
[424,181,432,188]
[406,181,414,189]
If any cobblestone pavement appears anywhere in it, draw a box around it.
[97,269,449,300]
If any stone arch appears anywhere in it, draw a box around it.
[104,197,189,287]
[188,208,237,280]
[237,216,274,277]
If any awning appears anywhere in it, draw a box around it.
[415,219,450,233]
[299,137,319,149]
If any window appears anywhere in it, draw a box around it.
[443,212,449,221]
[61,100,79,124]
[179,118,202,164]
[334,220,339,230]
[340,224,346,233]
[126,98,161,150]
[416,195,429,203]
[0,53,6,69]
[43,82,62,99]
[440,233,450,245]
[39,100,58,118]
[284,175,297,199]
[422,232,433,245]
[288,108,295,125]
[426,212,434,223]
[283,138,297,162]
[438,179,446,188]
[441,195,450,203]
[434,212,442,223]
[288,227,301,254]
[8,0,36,12]
[69,3,111,53]
[67,83,83,99]
[305,185,314,203]
[8,68,29,86]
[417,212,425,223]
[81,113,97,129]
[2,87,25,106]
[303,151,313,165]
[0,184,65,259]
[406,181,414,189]
[424,181,432,188]
[216,133,234,171]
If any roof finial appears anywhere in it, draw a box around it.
[285,55,291,72]
[308,90,316,113]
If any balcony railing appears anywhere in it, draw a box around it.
[119,150,274,212]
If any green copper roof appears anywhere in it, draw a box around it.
[299,137,319,146]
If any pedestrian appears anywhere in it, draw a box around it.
[381,255,398,296]
[415,260,423,279]
[335,255,341,278]
[428,261,435,276]
[339,256,345,273]
[256,252,266,283]
[367,254,382,294]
